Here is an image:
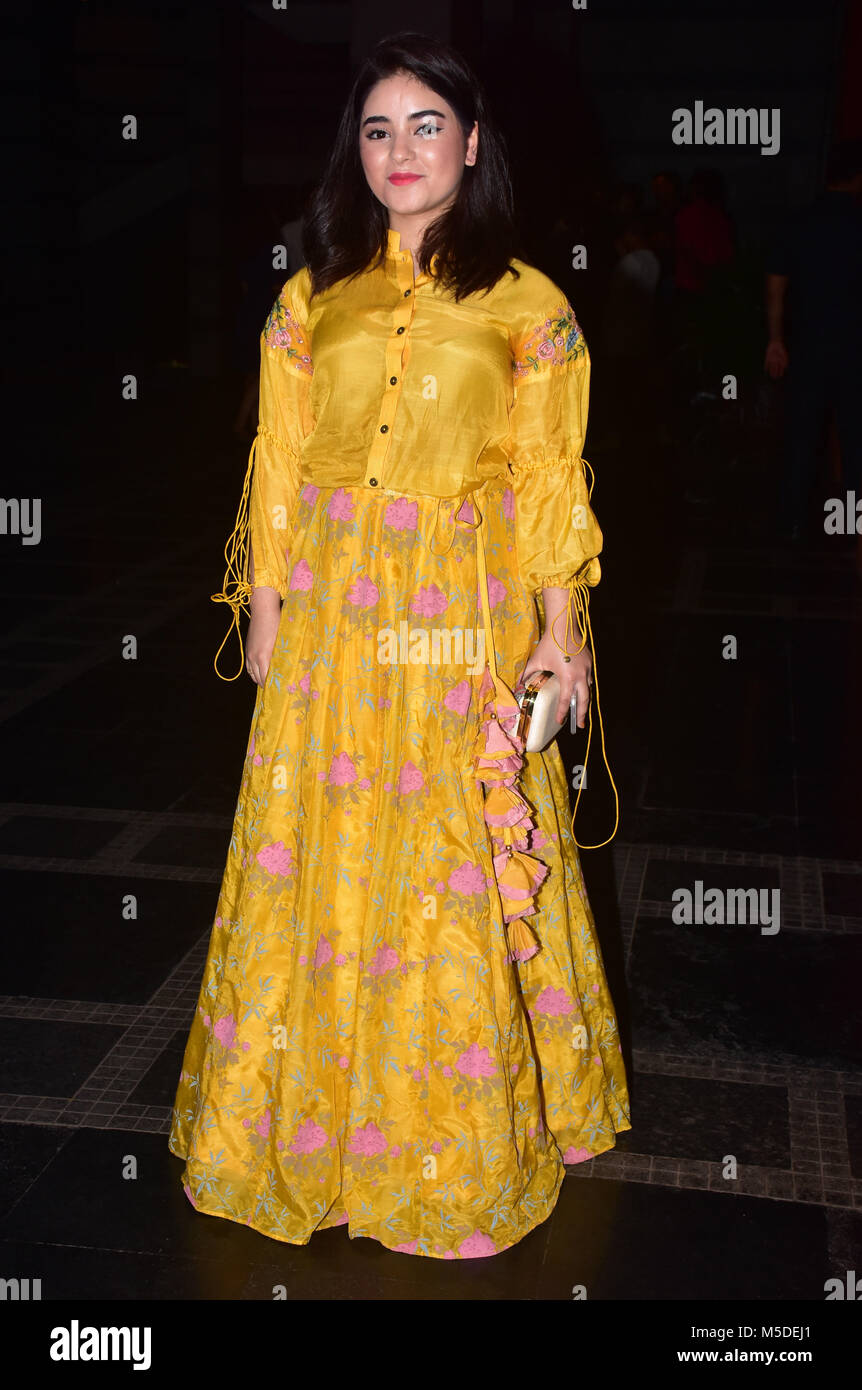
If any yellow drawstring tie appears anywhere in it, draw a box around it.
[210,422,293,682]
[211,430,256,681]
[547,456,619,849]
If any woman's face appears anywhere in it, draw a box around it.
[358,72,477,225]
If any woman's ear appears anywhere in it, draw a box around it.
[465,120,479,167]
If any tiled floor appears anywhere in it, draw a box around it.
[1,378,860,1299]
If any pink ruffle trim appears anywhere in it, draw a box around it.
[470,667,549,963]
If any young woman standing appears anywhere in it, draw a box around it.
[170,31,631,1261]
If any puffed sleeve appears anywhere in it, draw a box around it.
[506,294,602,597]
[506,288,619,848]
[212,270,314,679]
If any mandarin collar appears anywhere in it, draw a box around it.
[385,227,438,285]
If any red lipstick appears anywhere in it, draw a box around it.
[388,173,422,185]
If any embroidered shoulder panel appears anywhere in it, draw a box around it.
[263,294,313,375]
[512,302,585,380]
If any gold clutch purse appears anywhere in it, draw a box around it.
[514,670,570,753]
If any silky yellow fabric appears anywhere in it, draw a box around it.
[169,229,631,1259]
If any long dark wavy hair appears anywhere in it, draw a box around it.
[302,31,521,301]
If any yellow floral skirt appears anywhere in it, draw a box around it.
[169,479,631,1259]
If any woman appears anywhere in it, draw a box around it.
[170,31,631,1261]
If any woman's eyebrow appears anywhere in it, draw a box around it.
[361,109,447,126]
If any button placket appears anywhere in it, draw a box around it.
[363,247,416,490]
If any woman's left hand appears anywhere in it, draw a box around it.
[517,630,592,729]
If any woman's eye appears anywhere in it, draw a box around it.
[365,128,388,140]
[416,122,441,138]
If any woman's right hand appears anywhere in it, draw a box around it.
[246,589,282,686]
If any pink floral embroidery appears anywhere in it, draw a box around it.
[477,573,507,609]
[346,574,380,608]
[384,497,418,530]
[263,294,313,376]
[563,1146,594,1164]
[502,487,515,520]
[300,483,320,505]
[534,986,574,1017]
[349,1121,388,1156]
[397,761,425,794]
[367,945,400,976]
[256,840,296,877]
[328,752,357,786]
[443,679,471,716]
[455,1043,497,1078]
[313,934,333,969]
[512,302,585,380]
[409,584,449,618]
[448,861,487,895]
[299,672,311,694]
[291,1119,328,1154]
[460,1230,497,1258]
[289,559,313,592]
[328,488,355,522]
[255,1109,272,1138]
[213,1015,237,1049]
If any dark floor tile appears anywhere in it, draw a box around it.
[0,1123,75,1221]
[168,778,241,817]
[0,870,219,1002]
[615,1072,790,1167]
[127,1029,188,1108]
[130,825,232,869]
[844,1096,862,1181]
[237,1204,551,1300]
[642,859,781,907]
[4,666,132,732]
[0,1127,550,1294]
[0,815,127,858]
[0,1238,251,1299]
[621,805,802,857]
[241,1242,539,1299]
[65,725,245,811]
[628,914,861,1067]
[537,1175,828,1299]
[0,1018,126,1095]
[1,1129,267,1263]
[825,1206,862,1280]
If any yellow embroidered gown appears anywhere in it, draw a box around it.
[169,228,631,1259]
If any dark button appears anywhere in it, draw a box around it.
[404,289,411,297]
[396,325,405,334]
[379,424,388,433]
[369,477,378,486]
[389,376,397,385]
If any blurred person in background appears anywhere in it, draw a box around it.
[599,214,661,448]
[764,138,862,545]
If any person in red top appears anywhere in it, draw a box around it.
[674,168,734,293]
